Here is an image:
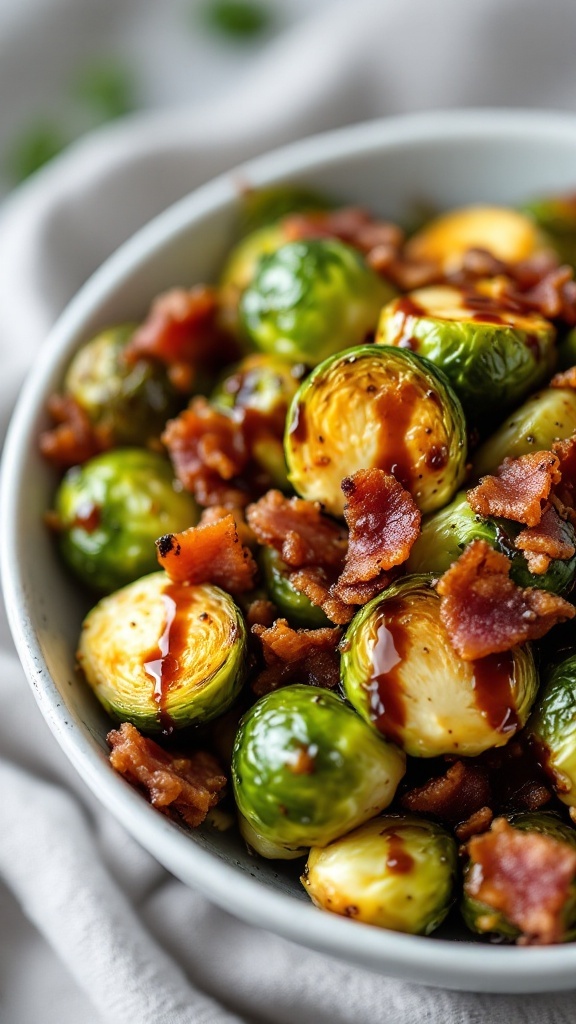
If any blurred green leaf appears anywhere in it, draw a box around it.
[199,0,271,39]
[73,59,136,122]
[7,122,68,183]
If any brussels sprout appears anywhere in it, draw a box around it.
[238,184,332,236]
[239,812,308,861]
[65,325,181,444]
[302,814,457,935]
[259,547,330,628]
[232,684,405,856]
[522,194,576,269]
[407,491,576,596]
[239,239,395,367]
[471,386,576,479]
[527,651,576,809]
[404,205,548,273]
[341,575,538,758]
[77,571,248,732]
[462,811,576,942]
[219,222,290,337]
[376,286,555,422]
[558,327,576,371]
[55,448,199,592]
[285,345,467,518]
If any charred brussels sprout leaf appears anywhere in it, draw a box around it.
[232,684,405,856]
[303,814,457,935]
[528,651,576,810]
[522,194,576,269]
[240,239,395,367]
[65,325,181,445]
[377,286,555,423]
[55,448,199,592]
[404,205,548,272]
[78,572,247,732]
[341,575,538,758]
[259,547,330,628]
[285,345,467,517]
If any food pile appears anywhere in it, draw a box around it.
[41,186,576,944]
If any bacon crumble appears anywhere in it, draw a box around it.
[401,760,491,824]
[251,618,342,696]
[514,504,575,574]
[39,394,111,468]
[246,491,347,569]
[467,452,561,527]
[156,513,257,593]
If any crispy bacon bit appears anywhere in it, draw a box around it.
[288,566,355,625]
[199,504,256,548]
[156,513,257,593]
[465,818,576,945]
[401,760,491,824]
[283,206,404,253]
[455,807,494,842]
[515,504,575,574]
[551,366,576,389]
[467,451,561,527]
[246,491,347,569]
[108,722,225,828]
[39,394,111,468]
[245,598,277,628]
[251,618,341,696]
[333,470,421,605]
[163,398,251,506]
[436,540,575,660]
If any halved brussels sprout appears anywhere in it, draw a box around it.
[527,651,576,810]
[55,448,198,592]
[341,575,538,758]
[259,547,330,628]
[407,491,576,596]
[471,386,576,479]
[302,814,457,935]
[65,325,181,444]
[285,345,467,517]
[238,184,332,236]
[522,194,576,269]
[404,205,548,273]
[239,239,395,367]
[232,684,405,856]
[461,811,576,942]
[376,285,555,422]
[77,571,247,732]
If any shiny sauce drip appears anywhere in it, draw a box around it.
[471,311,506,325]
[364,606,408,745]
[471,650,519,735]
[390,295,425,349]
[287,401,308,445]
[374,379,424,490]
[385,832,414,875]
[143,583,195,734]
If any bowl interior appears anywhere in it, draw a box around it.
[6,111,576,992]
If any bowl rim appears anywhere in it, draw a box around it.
[6,108,576,991]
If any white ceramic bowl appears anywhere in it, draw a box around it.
[5,109,576,994]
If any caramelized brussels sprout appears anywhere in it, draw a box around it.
[55,449,198,591]
[404,205,548,272]
[341,575,538,758]
[407,491,576,596]
[77,571,247,732]
[527,651,576,810]
[523,194,576,269]
[240,239,395,367]
[471,386,576,479]
[376,286,555,422]
[65,325,181,444]
[285,345,467,517]
[302,814,457,935]
[259,547,330,628]
[232,685,405,856]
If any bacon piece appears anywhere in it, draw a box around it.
[288,566,355,625]
[283,206,404,253]
[455,807,494,842]
[401,760,491,824]
[245,598,277,628]
[251,618,341,696]
[515,504,575,574]
[333,470,421,605]
[465,818,576,945]
[436,539,575,660]
[108,722,226,828]
[246,491,347,569]
[39,394,111,468]
[550,366,576,389]
[199,504,256,548]
[467,451,561,527]
[156,513,257,593]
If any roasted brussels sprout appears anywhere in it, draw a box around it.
[471,386,576,479]
[341,575,538,758]
[407,491,576,596]
[285,345,467,517]
[55,448,199,591]
[238,184,332,236]
[259,547,330,628]
[78,571,247,732]
[527,651,576,810]
[232,684,405,856]
[376,285,555,422]
[64,325,181,444]
[404,205,548,272]
[522,194,576,269]
[240,239,395,367]
[558,328,576,371]
[219,222,290,337]
[302,814,457,935]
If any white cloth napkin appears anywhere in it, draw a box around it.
[4,0,576,1020]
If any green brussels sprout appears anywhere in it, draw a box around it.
[376,286,556,423]
[259,547,330,628]
[219,222,290,337]
[522,194,576,269]
[285,345,467,518]
[407,491,576,596]
[471,386,576,479]
[341,575,538,758]
[64,325,181,444]
[237,184,333,236]
[558,327,576,371]
[302,814,457,935]
[78,571,248,732]
[232,684,405,856]
[461,811,576,942]
[240,239,395,367]
[527,651,576,810]
[55,448,198,592]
